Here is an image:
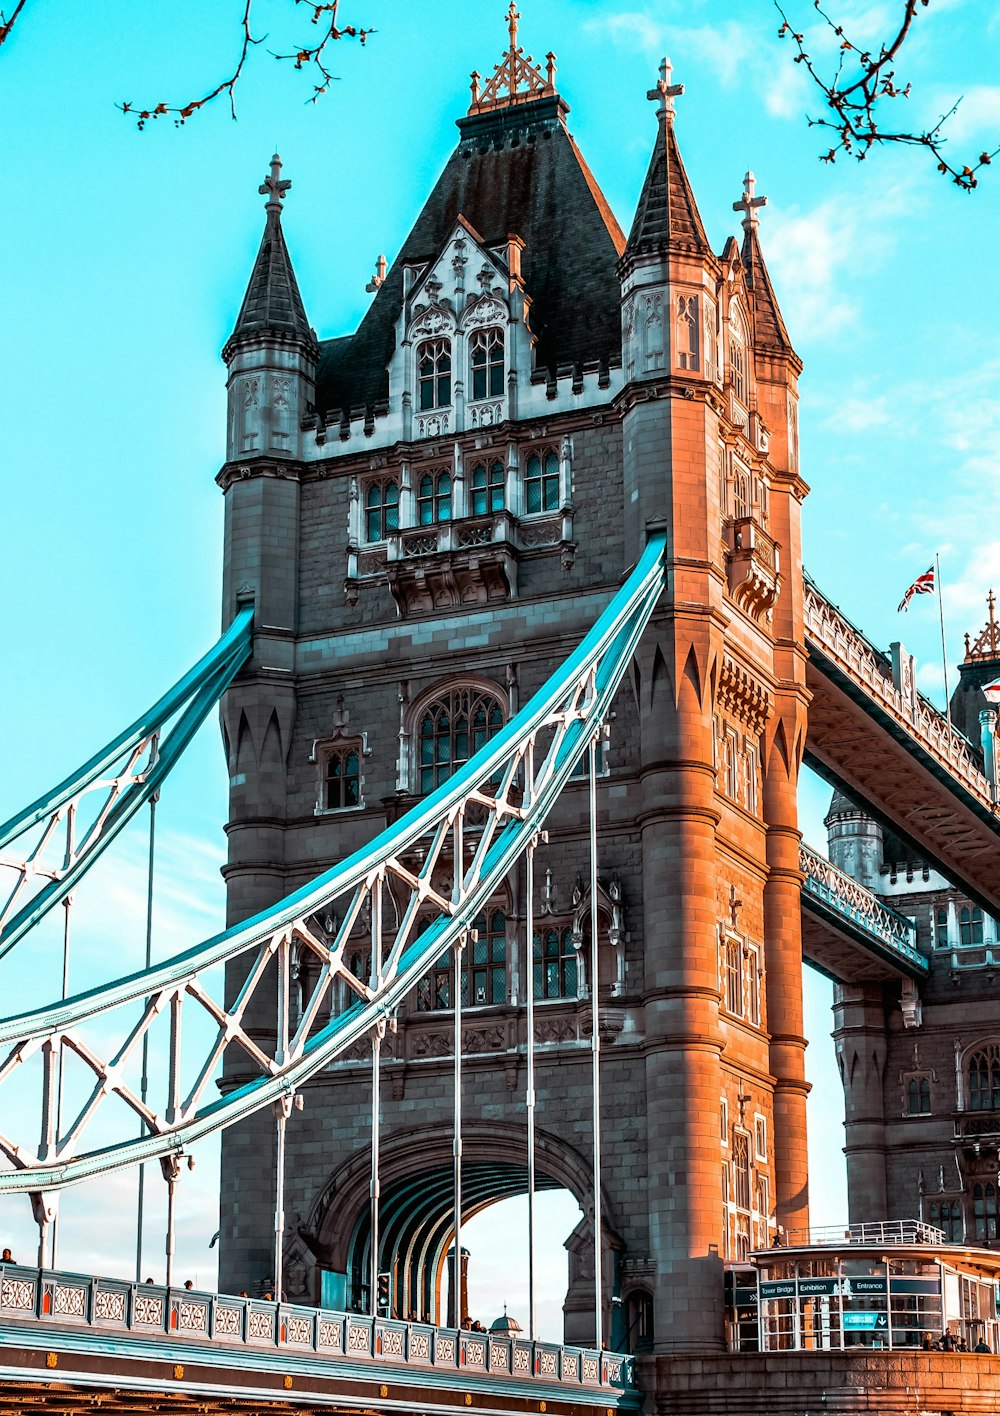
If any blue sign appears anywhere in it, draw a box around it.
[843,1311,888,1331]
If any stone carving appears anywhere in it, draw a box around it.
[465,294,506,329]
[718,656,772,736]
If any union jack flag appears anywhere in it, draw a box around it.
[897,565,935,613]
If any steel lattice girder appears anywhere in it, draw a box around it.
[0,606,254,958]
[0,535,666,1193]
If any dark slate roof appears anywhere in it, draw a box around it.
[622,117,711,264]
[740,224,796,359]
[315,95,626,420]
[226,214,314,355]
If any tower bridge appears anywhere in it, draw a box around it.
[3,9,1000,1416]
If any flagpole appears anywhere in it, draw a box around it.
[936,552,952,732]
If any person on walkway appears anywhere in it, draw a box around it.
[1,1249,13,1264]
[975,1339,991,1353]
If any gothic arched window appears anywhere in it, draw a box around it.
[906,1076,931,1115]
[325,744,361,811]
[524,449,560,515]
[933,907,950,948]
[929,1199,964,1243]
[676,294,700,371]
[471,459,505,516]
[415,683,505,794]
[973,1182,998,1242]
[470,329,504,401]
[467,908,507,1006]
[725,937,743,1016]
[365,479,400,543]
[729,306,748,404]
[968,1045,1000,1111]
[417,469,452,526]
[418,338,452,411]
[533,926,578,1000]
[960,906,984,947]
[415,908,507,1010]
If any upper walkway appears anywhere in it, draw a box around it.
[803,576,1000,914]
[798,843,926,983]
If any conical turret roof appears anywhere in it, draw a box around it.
[741,222,796,359]
[225,154,315,360]
[622,60,711,266]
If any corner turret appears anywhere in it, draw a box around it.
[222,154,318,462]
[619,59,717,391]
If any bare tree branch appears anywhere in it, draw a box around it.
[118,0,373,129]
[0,0,30,49]
[775,0,1000,190]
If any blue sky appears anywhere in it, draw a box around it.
[2,0,999,1334]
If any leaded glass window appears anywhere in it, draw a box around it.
[365,480,400,543]
[533,925,578,1000]
[417,470,452,526]
[470,329,504,401]
[416,685,505,794]
[524,450,560,515]
[418,339,451,411]
[968,1045,1000,1111]
[471,459,505,515]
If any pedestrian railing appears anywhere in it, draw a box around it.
[781,1219,946,1248]
[0,1264,633,1391]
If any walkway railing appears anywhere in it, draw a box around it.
[803,576,992,807]
[0,1264,633,1391]
[799,843,927,976]
[781,1220,946,1248]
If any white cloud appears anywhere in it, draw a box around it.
[765,175,915,340]
[925,85,1000,143]
[826,395,890,433]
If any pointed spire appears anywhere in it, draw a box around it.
[225,153,315,358]
[736,173,795,359]
[623,58,712,264]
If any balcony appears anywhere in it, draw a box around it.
[381,511,565,616]
[723,516,780,622]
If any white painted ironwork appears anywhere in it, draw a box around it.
[0,608,253,958]
[0,536,665,1194]
[0,1260,634,1390]
[799,842,924,972]
[780,1219,946,1248]
[803,577,990,804]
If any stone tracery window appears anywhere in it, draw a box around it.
[533,925,578,1000]
[906,1075,931,1115]
[524,449,560,515]
[415,907,507,1010]
[469,329,504,401]
[324,743,362,811]
[724,936,743,1016]
[928,1198,964,1242]
[417,469,452,526]
[732,1130,752,1260]
[729,305,748,405]
[471,458,505,515]
[418,338,452,411]
[968,1044,1000,1111]
[414,682,506,794]
[973,1182,999,1242]
[676,294,700,371]
[365,478,400,543]
[960,906,984,947]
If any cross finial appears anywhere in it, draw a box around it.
[728,885,743,929]
[647,56,684,124]
[733,170,767,231]
[506,1,520,52]
[259,152,291,221]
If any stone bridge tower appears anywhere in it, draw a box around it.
[217,16,807,1355]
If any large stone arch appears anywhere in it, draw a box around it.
[300,1119,619,1325]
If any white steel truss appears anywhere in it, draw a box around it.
[0,536,665,1196]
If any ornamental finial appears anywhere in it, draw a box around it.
[468,5,557,114]
[647,56,684,124]
[507,1,520,51]
[259,153,291,222]
[733,170,767,232]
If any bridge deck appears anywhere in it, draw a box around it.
[798,844,927,983]
[804,578,1000,915]
[0,1265,636,1416]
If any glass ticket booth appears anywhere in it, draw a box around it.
[739,1222,1000,1354]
